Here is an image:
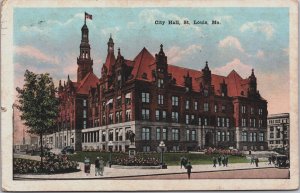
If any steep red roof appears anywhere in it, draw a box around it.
[77,72,99,94]
[104,52,116,75]
[131,47,156,80]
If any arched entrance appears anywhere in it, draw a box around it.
[205,132,214,147]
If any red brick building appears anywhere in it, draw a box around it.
[45,22,268,152]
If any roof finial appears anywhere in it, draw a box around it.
[59,80,62,86]
[206,61,208,67]
[110,33,112,38]
[68,74,70,81]
[160,44,163,51]
[118,47,121,56]
[251,68,254,75]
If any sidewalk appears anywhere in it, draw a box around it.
[14,154,274,179]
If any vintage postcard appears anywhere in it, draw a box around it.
[1,0,298,191]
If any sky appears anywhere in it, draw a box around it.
[13,8,289,143]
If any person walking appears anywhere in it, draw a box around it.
[255,157,259,167]
[213,157,217,167]
[84,156,91,176]
[186,161,192,179]
[250,155,254,165]
[268,156,272,165]
[94,157,100,176]
[222,155,226,167]
[180,156,184,169]
[225,155,228,167]
[218,155,222,166]
[99,157,105,176]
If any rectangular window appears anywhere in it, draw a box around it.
[158,94,164,105]
[253,132,257,142]
[204,103,209,112]
[217,117,220,127]
[241,105,246,114]
[116,112,120,123]
[258,108,263,115]
[249,132,253,142]
[259,132,264,142]
[83,120,87,129]
[156,128,161,141]
[162,128,167,140]
[172,96,179,106]
[250,107,254,114]
[242,132,247,142]
[191,115,195,124]
[226,118,230,127]
[126,110,131,121]
[194,101,198,110]
[217,131,221,142]
[172,111,179,123]
[83,99,87,107]
[191,130,196,141]
[226,131,230,141]
[142,92,150,103]
[270,133,274,138]
[142,128,150,140]
[214,104,218,112]
[276,128,281,138]
[173,146,179,152]
[142,109,150,120]
[162,110,167,121]
[221,105,226,113]
[172,129,179,141]
[221,132,225,141]
[253,119,256,127]
[186,130,190,141]
[204,118,208,126]
[83,109,87,118]
[259,119,262,128]
[222,118,225,127]
[185,114,189,124]
[186,100,190,110]
[198,117,202,126]
[109,113,113,124]
[143,146,150,152]
[156,110,160,121]
[157,79,164,88]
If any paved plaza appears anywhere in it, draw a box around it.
[14,154,278,180]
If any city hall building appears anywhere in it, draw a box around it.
[43,22,268,152]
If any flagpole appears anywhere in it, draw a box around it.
[84,12,86,24]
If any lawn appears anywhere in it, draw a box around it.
[68,152,249,166]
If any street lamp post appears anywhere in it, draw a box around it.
[159,141,165,168]
[108,141,113,168]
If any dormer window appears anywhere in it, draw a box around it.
[157,78,164,88]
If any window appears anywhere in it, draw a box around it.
[173,146,179,152]
[158,94,164,105]
[83,120,87,129]
[221,105,226,113]
[157,79,164,88]
[102,115,106,125]
[191,115,195,124]
[83,99,87,107]
[83,110,87,118]
[214,105,218,112]
[217,131,221,141]
[194,101,198,110]
[109,113,113,124]
[162,110,167,121]
[204,118,208,126]
[204,90,208,96]
[250,107,254,115]
[259,119,262,128]
[242,118,246,127]
[226,118,230,127]
[172,129,179,141]
[226,132,230,141]
[186,100,190,110]
[222,118,225,127]
[162,128,167,140]
[241,105,246,114]
[142,92,150,103]
[142,109,150,120]
[259,132,264,142]
[276,128,281,138]
[143,146,150,152]
[270,132,274,138]
[116,96,121,107]
[186,130,190,141]
[221,132,225,141]
[142,128,150,140]
[125,92,131,105]
[172,96,179,106]
[156,128,161,140]
[217,117,220,127]
[116,112,120,123]
[156,110,160,121]
[253,132,257,142]
[172,111,179,123]
[249,132,253,142]
[258,108,263,115]
[126,110,131,121]
[204,103,209,112]
[191,130,196,141]
[253,119,256,127]
[249,119,252,127]
[198,117,202,126]
[242,132,247,142]
[185,114,190,124]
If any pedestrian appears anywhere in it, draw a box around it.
[84,156,91,176]
[255,157,259,167]
[99,157,105,176]
[213,157,217,167]
[268,156,272,165]
[222,155,226,167]
[218,155,222,166]
[225,155,228,167]
[180,156,184,169]
[186,161,192,179]
[250,155,254,165]
[95,157,100,176]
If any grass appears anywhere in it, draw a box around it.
[67,152,249,166]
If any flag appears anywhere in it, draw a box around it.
[85,12,92,20]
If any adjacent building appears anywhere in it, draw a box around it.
[43,21,268,152]
[267,113,289,150]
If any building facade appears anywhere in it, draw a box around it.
[267,113,289,150]
[44,22,268,152]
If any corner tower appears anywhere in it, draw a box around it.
[77,22,93,82]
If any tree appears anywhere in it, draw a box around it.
[16,70,59,168]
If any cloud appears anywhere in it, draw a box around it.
[256,50,265,58]
[212,58,252,78]
[14,45,59,65]
[101,27,120,37]
[218,36,245,52]
[165,44,202,64]
[240,21,275,39]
